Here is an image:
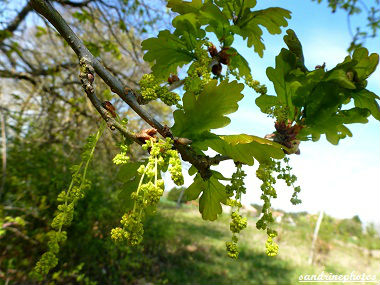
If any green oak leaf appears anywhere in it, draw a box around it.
[117,176,139,210]
[172,79,244,138]
[255,94,278,114]
[324,125,352,145]
[116,161,144,210]
[324,69,356,89]
[141,30,194,79]
[266,36,379,144]
[304,82,350,123]
[116,161,144,182]
[352,89,380,120]
[228,47,251,77]
[235,8,291,57]
[173,13,204,38]
[167,0,203,14]
[170,1,232,44]
[188,165,197,176]
[299,48,379,125]
[291,68,324,110]
[266,48,298,118]
[346,47,379,81]
[185,174,203,200]
[216,0,257,20]
[185,174,228,221]
[200,2,231,40]
[302,107,370,144]
[211,170,230,181]
[283,29,307,72]
[199,176,228,221]
[192,133,285,165]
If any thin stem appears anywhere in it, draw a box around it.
[133,167,146,213]
[154,156,158,188]
[79,123,105,187]
[58,123,104,233]
[58,161,83,233]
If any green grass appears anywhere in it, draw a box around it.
[140,200,380,285]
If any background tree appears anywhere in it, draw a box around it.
[0,0,174,283]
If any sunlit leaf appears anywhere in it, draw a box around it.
[172,79,244,138]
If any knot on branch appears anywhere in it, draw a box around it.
[79,57,95,95]
[162,125,173,138]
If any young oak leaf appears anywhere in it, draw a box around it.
[256,29,306,117]
[216,0,257,20]
[170,1,233,45]
[302,107,370,145]
[116,162,145,210]
[185,174,227,221]
[283,29,307,72]
[265,48,298,118]
[228,47,251,77]
[192,132,285,165]
[352,89,380,121]
[172,79,244,138]
[141,30,194,79]
[167,0,203,15]
[199,2,231,40]
[342,47,379,81]
[235,7,291,57]
[292,47,379,143]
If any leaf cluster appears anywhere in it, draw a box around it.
[256,29,380,144]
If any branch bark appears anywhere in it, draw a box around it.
[78,57,140,144]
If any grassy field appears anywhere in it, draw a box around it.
[145,199,380,285]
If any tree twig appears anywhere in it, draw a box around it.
[30,0,164,135]
[29,0,233,179]
[78,57,140,144]
[0,2,33,44]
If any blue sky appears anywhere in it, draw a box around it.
[166,0,380,225]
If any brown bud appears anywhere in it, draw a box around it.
[168,74,179,85]
[175,137,192,145]
[208,44,218,57]
[87,73,94,83]
[346,71,354,81]
[211,63,222,76]
[218,47,232,65]
[346,70,359,83]
[315,62,326,70]
[102,101,117,118]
